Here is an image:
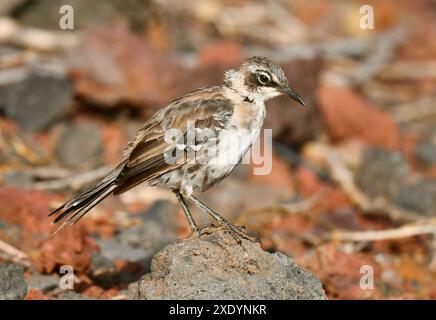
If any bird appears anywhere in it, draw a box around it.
[48,56,306,242]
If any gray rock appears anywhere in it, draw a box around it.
[0,264,28,300]
[56,121,103,169]
[95,200,180,282]
[394,179,436,216]
[0,66,73,132]
[357,148,408,201]
[90,252,119,289]
[415,142,436,167]
[137,227,326,300]
[25,273,59,293]
[114,200,179,270]
[97,239,148,263]
[118,200,178,248]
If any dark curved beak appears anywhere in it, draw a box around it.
[281,86,306,106]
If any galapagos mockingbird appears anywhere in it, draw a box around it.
[49,56,306,242]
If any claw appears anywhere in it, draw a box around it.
[221,221,257,244]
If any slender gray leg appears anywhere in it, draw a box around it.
[184,193,256,243]
[174,191,199,235]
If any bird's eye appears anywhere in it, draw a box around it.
[257,73,270,85]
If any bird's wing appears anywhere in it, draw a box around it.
[113,86,234,194]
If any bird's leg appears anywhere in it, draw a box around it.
[174,191,200,238]
[185,193,257,244]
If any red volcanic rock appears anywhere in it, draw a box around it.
[0,187,98,274]
[68,24,184,114]
[24,288,50,300]
[316,85,400,149]
[198,40,244,67]
[34,226,98,274]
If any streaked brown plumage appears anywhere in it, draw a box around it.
[49,56,306,242]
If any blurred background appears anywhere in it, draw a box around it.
[0,0,435,299]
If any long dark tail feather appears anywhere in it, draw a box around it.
[48,169,121,236]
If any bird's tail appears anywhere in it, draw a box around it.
[48,166,122,236]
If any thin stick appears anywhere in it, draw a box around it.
[0,238,30,266]
[0,17,79,51]
[324,148,420,223]
[32,166,111,191]
[330,223,436,242]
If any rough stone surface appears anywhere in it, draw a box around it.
[0,264,28,300]
[137,227,326,300]
[357,148,408,201]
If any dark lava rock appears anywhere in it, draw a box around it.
[357,148,408,201]
[394,179,436,216]
[137,227,326,300]
[415,142,436,167]
[56,121,103,169]
[90,252,119,289]
[0,264,28,300]
[0,67,73,132]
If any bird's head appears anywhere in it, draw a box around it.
[224,56,306,106]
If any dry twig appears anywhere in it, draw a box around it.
[32,166,111,191]
[0,238,30,267]
[324,147,420,223]
[0,17,79,51]
[330,222,436,242]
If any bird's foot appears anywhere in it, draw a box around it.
[198,226,215,237]
[220,221,258,244]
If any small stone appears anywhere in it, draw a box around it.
[25,272,59,293]
[394,179,436,216]
[90,252,120,289]
[0,66,73,132]
[137,226,326,300]
[115,200,179,270]
[56,121,103,170]
[356,148,408,201]
[97,239,148,263]
[0,264,28,300]
[415,142,436,167]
